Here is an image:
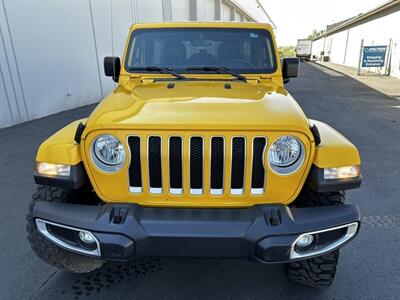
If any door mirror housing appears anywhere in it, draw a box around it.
[281,58,299,84]
[104,56,121,83]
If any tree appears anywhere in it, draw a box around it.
[307,29,322,40]
[279,46,296,58]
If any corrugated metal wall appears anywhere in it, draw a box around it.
[0,0,269,128]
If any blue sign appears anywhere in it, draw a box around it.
[362,46,387,68]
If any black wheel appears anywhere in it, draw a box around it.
[26,185,104,273]
[286,189,344,287]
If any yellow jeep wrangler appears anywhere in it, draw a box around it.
[27,22,362,288]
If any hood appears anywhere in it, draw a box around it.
[85,81,310,134]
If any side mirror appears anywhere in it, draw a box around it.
[281,58,299,84]
[104,56,121,83]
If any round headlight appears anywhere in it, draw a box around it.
[91,135,125,172]
[268,136,302,168]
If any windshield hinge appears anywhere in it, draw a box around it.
[246,78,260,85]
[141,78,155,84]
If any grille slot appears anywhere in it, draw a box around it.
[251,137,267,194]
[231,137,246,195]
[210,137,224,195]
[169,136,183,194]
[190,137,204,194]
[127,136,142,193]
[148,136,162,194]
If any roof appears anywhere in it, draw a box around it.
[129,22,274,31]
[326,17,355,32]
[314,0,400,40]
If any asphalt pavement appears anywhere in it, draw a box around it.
[0,62,399,299]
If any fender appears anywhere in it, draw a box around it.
[310,120,360,168]
[35,119,88,189]
[308,119,361,192]
[36,119,87,165]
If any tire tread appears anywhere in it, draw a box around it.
[26,185,104,273]
[286,189,344,287]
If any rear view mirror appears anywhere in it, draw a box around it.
[281,58,299,84]
[104,56,121,83]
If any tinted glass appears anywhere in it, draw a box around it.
[125,28,277,74]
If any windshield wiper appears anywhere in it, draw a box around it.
[185,66,247,82]
[128,66,186,80]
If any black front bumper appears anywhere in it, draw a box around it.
[33,202,361,263]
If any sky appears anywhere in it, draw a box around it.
[260,0,387,46]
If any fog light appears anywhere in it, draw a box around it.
[295,234,315,252]
[79,231,96,244]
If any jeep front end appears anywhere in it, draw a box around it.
[27,23,362,288]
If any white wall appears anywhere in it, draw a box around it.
[0,0,104,127]
[312,9,400,78]
[0,0,267,128]
[197,0,215,21]
[221,1,232,21]
[311,37,324,59]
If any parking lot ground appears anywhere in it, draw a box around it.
[0,62,399,299]
[314,61,400,99]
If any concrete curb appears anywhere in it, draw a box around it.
[311,61,349,77]
[311,61,400,100]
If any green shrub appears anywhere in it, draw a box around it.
[279,46,296,58]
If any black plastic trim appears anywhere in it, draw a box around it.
[74,122,85,144]
[310,124,321,145]
[307,165,362,192]
[104,56,121,83]
[32,201,361,263]
[34,163,87,190]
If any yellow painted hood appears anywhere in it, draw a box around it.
[84,81,311,135]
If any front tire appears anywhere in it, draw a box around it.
[286,189,344,287]
[287,250,340,287]
[26,185,104,273]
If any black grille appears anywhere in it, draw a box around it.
[251,137,267,189]
[127,136,142,189]
[127,135,268,196]
[148,136,162,189]
[190,137,203,190]
[231,137,245,189]
[169,137,183,189]
[210,137,224,190]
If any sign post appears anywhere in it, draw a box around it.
[357,39,364,75]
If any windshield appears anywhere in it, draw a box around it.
[125,28,277,74]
